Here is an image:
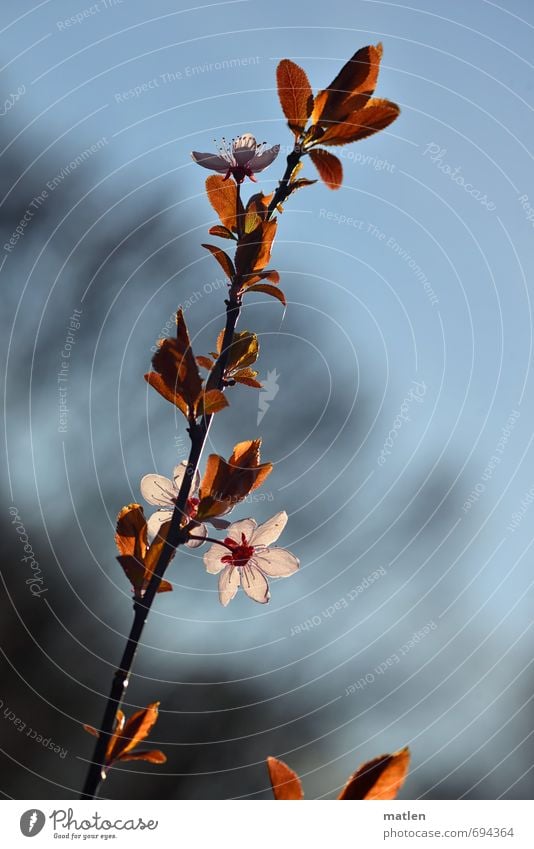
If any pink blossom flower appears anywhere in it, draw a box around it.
[203,512,299,605]
[191,133,280,183]
[140,461,229,547]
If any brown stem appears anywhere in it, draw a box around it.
[81,290,241,799]
[267,143,304,218]
[82,146,300,798]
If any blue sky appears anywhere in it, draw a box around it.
[2,0,534,798]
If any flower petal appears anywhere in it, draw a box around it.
[191,152,229,172]
[146,509,173,543]
[172,461,187,489]
[218,565,241,606]
[241,564,270,603]
[187,522,207,548]
[203,542,229,574]
[232,134,257,165]
[254,548,299,577]
[226,518,257,543]
[140,475,175,507]
[250,511,288,547]
[207,516,232,530]
[249,145,280,172]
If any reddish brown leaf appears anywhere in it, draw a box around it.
[149,310,203,417]
[276,59,314,134]
[233,367,262,388]
[83,724,99,738]
[144,371,188,417]
[242,269,280,289]
[197,388,229,416]
[117,514,173,596]
[196,355,214,370]
[308,148,343,189]
[197,439,273,518]
[338,748,410,800]
[312,43,384,125]
[235,219,277,276]
[120,750,167,764]
[115,504,147,560]
[216,330,259,371]
[208,224,235,240]
[318,98,400,146]
[267,756,304,800]
[245,283,287,305]
[109,702,161,762]
[288,177,318,194]
[205,174,244,232]
[201,243,235,280]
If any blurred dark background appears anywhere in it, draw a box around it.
[1,0,533,800]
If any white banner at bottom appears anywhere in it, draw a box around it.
[3,800,532,848]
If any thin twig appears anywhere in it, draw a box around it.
[81,146,301,799]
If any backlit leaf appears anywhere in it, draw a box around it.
[267,756,304,800]
[120,750,167,764]
[196,355,214,370]
[312,43,384,125]
[338,748,410,800]
[144,371,188,418]
[197,388,229,416]
[246,283,287,306]
[205,174,244,232]
[201,243,235,280]
[208,224,235,240]
[308,148,343,189]
[288,177,318,193]
[242,269,280,289]
[318,99,400,146]
[148,310,203,417]
[197,439,273,518]
[216,330,259,371]
[235,219,277,275]
[276,59,314,134]
[115,504,147,561]
[110,702,161,761]
[233,367,262,388]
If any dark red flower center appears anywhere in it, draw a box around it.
[224,165,257,184]
[187,496,199,518]
[221,533,255,568]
